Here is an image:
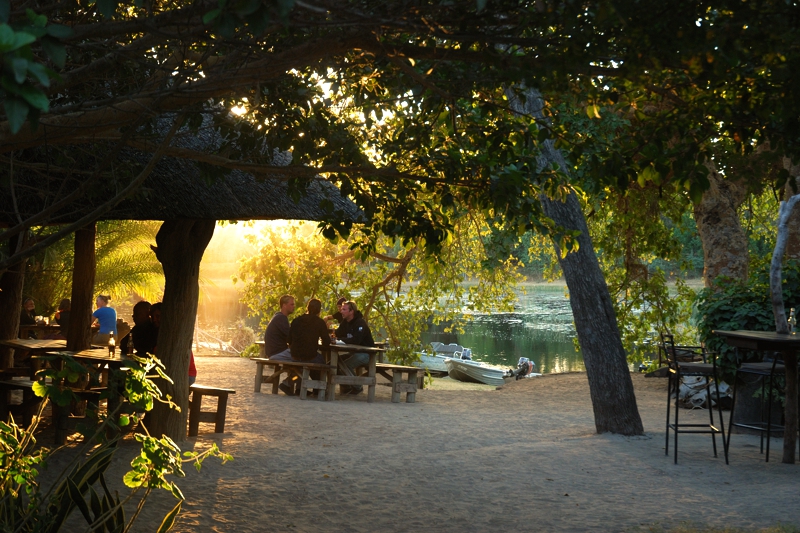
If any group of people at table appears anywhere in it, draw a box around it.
[264,295,374,396]
[18,295,197,384]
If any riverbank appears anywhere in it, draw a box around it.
[51,357,799,532]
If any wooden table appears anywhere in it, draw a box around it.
[713,330,800,463]
[323,343,386,402]
[0,338,68,378]
[18,324,64,339]
[42,349,132,444]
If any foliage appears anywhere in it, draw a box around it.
[229,322,255,352]
[0,351,231,532]
[235,219,521,364]
[22,220,163,316]
[239,343,260,359]
[695,259,800,382]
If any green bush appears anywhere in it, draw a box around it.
[695,258,800,383]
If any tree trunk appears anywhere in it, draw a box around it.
[509,87,644,435]
[693,168,749,287]
[782,160,800,260]
[67,223,96,352]
[0,236,25,369]
[148,219,215,441]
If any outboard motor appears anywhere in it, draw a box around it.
[460,348,472,360]
[513,357,536,380]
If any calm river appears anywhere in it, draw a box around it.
[420,284,586,374]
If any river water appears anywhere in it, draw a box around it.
[420,284,586,374]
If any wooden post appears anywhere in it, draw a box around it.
[67,223,96,352]
[0,235,26,370]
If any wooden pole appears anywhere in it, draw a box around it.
[67,223,96,352]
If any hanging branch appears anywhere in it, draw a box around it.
[770,194,800,332]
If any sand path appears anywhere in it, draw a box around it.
[53,356,800,532]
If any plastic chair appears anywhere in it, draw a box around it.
[661,333,727,464]
[725,348,786,462]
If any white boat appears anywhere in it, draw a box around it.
[445,358,513,387]
[410,342,465,374]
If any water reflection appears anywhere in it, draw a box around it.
[420,285,585,374]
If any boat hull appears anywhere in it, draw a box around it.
[410,353,450,374]
[445,359,510,387]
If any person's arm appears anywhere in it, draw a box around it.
[347,320,369,346]
[319,320,330,349]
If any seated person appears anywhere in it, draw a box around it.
[334,300,375,395]
[20,298,37,339]
[91,294,117,345]
[53,298,71,339]
[121,300,157,355]
[264,295,296,395]
[289,299,331,394]
[323,297,348,327]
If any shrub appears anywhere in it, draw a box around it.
[694,258,800,383]
[230,323,256,353]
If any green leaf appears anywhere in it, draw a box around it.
[26,61,51,86]
[0,1,9,23]
[40,36,66,67]
[46,23,73,39]
[3,97,29,134]
[476,0,487,12]
[202,8,221,24]
[585,104,601,119]
[11,57,29,83]
[97,0,120,18]
[157,501,182,533]
[118,414,130,426]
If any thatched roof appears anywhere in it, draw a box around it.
[0,117,361,226]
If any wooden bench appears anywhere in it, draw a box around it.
[188,384,236,436]
[251,358,335,401]
[375,363,420,403]
[0,379,41,427]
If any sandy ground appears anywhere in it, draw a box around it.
[43,356,800,533]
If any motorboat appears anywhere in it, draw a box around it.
[445,354,540,387]
[410,342,465,375]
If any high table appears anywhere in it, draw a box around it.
[323,343,386,402]
[713,330,800,463]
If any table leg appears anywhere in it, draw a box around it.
[783,351,798,464]
[367,353,376,403]
[254,361,264,393]
[327,350,338,401]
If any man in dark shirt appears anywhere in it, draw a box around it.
[121,300,157,355]
[334,300,374,395]
[290,299,330,363]
[264,295,295,360]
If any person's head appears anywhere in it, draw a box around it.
[341,301,358,321]
[132,300,152,325]
[23,298,35,312]
[96,295,110,308]
[150,302,162,328]
[306,298,322,316]
[58,298,71,312]
[279,295,295,316]
[336,297,347,311]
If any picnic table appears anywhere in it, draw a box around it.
[0,338,69,378]
[324,342,386,402]
[40,348,133,444]
[714,329,800,464]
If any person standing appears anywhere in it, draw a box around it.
[91,295,117,345]
[334,300,374,395]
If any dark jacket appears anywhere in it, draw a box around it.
[264,312,290,356]
[290,314,330,362]
[335,311,374,347]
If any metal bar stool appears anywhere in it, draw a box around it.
[725,348,786,462]
[662,333,728,464]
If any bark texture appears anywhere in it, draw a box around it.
[783,159,800,260]
[0,237,25,369]
[67,224,96,351]
[148,219,215,441]
[693,169,749,286]
[510,87,643,435]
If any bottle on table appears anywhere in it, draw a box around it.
[108,332,116,356]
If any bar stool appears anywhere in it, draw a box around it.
[661,333,728,464]
[725,349,785,462]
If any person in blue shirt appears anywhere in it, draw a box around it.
[92,294,117,345]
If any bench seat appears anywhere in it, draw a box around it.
[189,384,236,436]
[375,363,420,403]
[251,358,335,401]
